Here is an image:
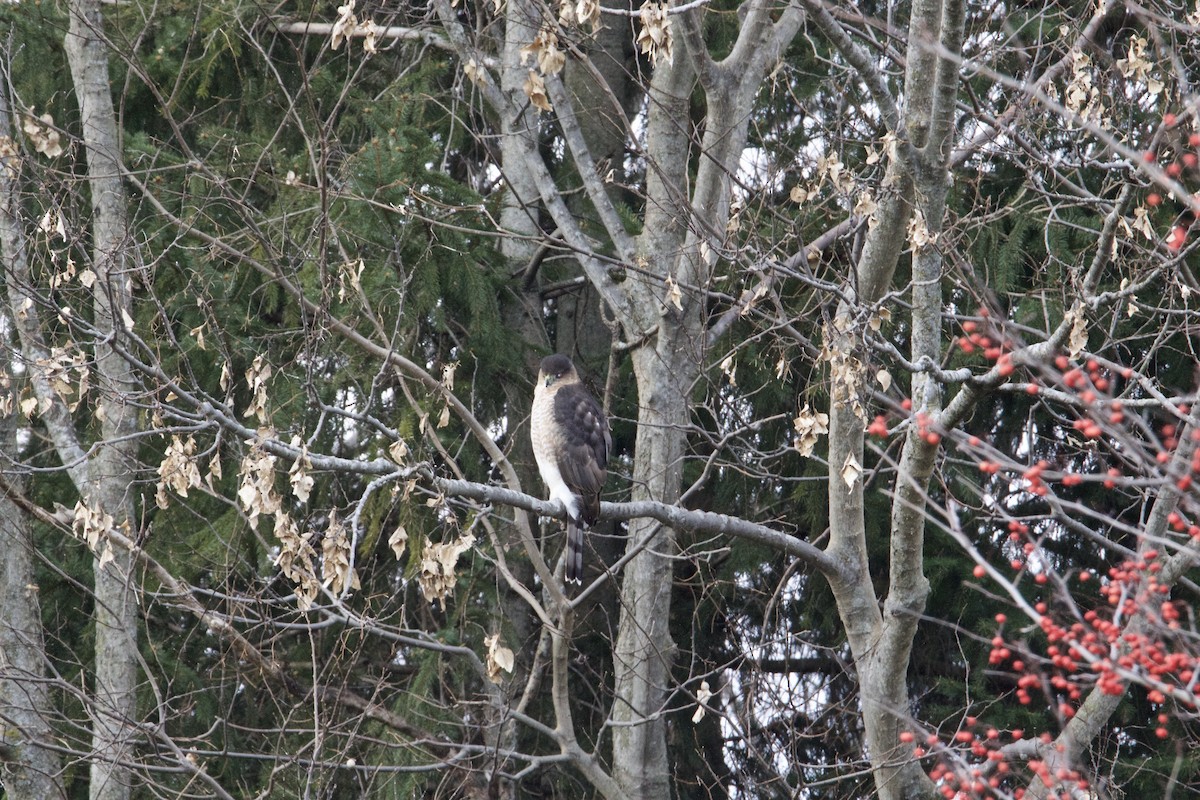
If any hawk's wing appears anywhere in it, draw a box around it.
[553,382,610,525]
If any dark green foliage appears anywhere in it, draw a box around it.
[1,1,527,795]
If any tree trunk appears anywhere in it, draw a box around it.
[609,7,805,793]
[611,345,694,798]
[65,3,142,799]
[556,7,636,367]
[822,0,961,793]
[0,375,66,800]
[482,2,564,793]
[0,61,68,800]
[607,34,696,794]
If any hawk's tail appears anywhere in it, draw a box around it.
[566,521,585,584]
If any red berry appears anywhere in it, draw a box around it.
[1168,226,1187,251]
[868,415,890,437]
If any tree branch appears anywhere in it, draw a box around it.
[436,477,847,579]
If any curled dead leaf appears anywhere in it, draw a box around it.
[520,26,566,76]
[575,0,601,29]
[389,525,408,560]
[523,70,551,112]
[636,1,673,66]
[1067,305,1088,358]
[23,112,63,158]
[464,58,488,87]
[665,275,684,312]
[485,634,515,683]
[417,533,477,605]
[691,679,713,723]
[793,404,830,457]
[841,453,862,490]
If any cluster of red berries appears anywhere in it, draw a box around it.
[1142,114,1199,252]
[899,720,1089,799]
[984,546,1199,747]
[956,314,1015,379]
[1058,356,1130,440]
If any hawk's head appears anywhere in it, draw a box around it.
[538,354,578,389]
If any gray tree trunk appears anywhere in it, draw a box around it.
[556,9,636,367]
[607,34,695,794]
[484,3,553,794]
[65,3,142,800]
[611,345,693,798]
[610,5,805,794]
[0,363,66,800]
[818,0,962,793]
[0,60,68,800]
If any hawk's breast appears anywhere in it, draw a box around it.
[532,387,582,520]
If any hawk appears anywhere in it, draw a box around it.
[531,354,610,584]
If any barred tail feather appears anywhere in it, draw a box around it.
[566,521,585,584]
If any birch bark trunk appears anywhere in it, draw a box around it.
[0,52,69,800]
[0,368,66,800]
[65,4,142,799]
